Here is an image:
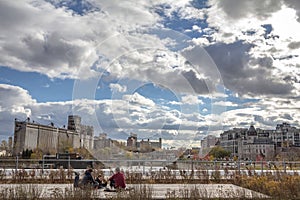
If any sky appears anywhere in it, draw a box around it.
[0,0,300,149]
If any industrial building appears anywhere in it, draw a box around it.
[13,115,94,156]
[94,133,113,149]
[127,133,162,152]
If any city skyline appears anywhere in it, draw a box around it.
[0,0,299,148]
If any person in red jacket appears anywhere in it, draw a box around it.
[108,167,126,190]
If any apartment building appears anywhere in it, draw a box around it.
[219,123,300,160]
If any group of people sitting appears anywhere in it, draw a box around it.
[74,167,126,191]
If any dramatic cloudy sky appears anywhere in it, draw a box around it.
[0,0,299,148]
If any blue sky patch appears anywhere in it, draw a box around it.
[45,0,100,15]
[0,66,74,102]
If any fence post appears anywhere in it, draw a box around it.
[15,156,19,173]
[191,160,194,171]
[42,155,45,174]
[68,156,70,169]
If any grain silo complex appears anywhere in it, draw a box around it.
[13,115,94,156]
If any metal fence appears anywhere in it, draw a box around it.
[0,157,300,173]
[0,158,299,182]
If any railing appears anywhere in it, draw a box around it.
[0,157,300,172]
[0,157,300,171]
[0,158,299,183]
[176,160,300,172]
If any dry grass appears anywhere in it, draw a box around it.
[234,170,300,199]
[0,167,299,199]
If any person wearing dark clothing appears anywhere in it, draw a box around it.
[74,172,80,188]
[80,168,99,189]
[95,174,108,189]
[108,167,126,189]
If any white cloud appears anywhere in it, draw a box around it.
[208,0,283,20]
[192,37,210,46]
[202,108,208,112]
[201,0,300,98]
[181,95,204,105]
[0,1,162,79]
[107,48,219,96]
[0,84,36,109]
[123,92,155,107]
[0,84,36,140]
[213,101,238,107]
[1,1,299,99]
[109,83,127,93]
[0,1,225,98]
[168,101,181,105]
[0,1,100,79]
